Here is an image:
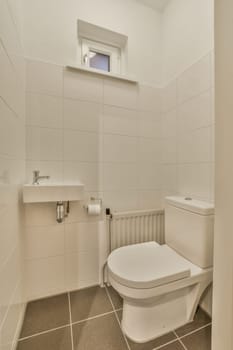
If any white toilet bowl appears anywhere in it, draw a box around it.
[108,241,212,343]
[107,197,214,343]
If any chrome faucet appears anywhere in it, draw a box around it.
[33,170,50,185]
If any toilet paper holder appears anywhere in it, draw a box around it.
[83,196,102,210]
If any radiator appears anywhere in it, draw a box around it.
[109,209,165,252]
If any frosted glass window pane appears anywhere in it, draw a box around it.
[89,51,110,72]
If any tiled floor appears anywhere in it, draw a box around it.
[17,286,212,350]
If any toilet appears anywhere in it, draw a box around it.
[107,196,214,343]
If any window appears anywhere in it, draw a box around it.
[81,39,121,74]
[89,51,110,72]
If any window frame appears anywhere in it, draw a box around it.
[81,38,121,74]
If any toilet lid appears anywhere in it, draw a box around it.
[107,242,191,289]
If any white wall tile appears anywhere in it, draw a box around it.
[26,256,65,300]
[0,193,19,269]
[103,105,139,137]
[64,130,99,162]
[191,127,212,163]
[104,78,139,109]
[64,222,99,254]
[138,137,162,163]
[0,43,19,114]
[177,163,211,200]
[63,162,100,191]
[26,126,40,160]
[65,251,99,291]
[139,113,162,139]
[0,248,21,329]
[162,80,177,113]
[26,60,63,96]
[24,225,65,259]
[0,283,23,350]
[26,127,63,161]
[138,85,162,113]
[0,1,25,343]
[138,190,162,210]
[26,93,63,128]
[39,128,63,161]
[162,109,177,138]
[178,91,211,135]
[139,163,162,190]
[103,190,139,212]
[177,54,211,104]
[0,1,21,60]
[103,162,138,191]
[0,99,24,158]
[64,69,103,103]
[162,137,177,164]
[162,164,177,191]
[103,134,137,162]
[178,127,211,163]
[64,99,102,133]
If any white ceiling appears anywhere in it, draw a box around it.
[136,0,171,11]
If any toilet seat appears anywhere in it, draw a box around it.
[107,242,191,289]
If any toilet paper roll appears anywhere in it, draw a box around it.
[87,203,101,216]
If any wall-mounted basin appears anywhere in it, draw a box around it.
[23,184,84,203]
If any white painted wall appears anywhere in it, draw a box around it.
[162,0,214,84]
[212,1,233,348]
[21,0,162,86]
[0,0,26,348]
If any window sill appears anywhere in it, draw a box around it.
[66,65,138,84]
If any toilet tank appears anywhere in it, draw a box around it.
[165,196,214,269]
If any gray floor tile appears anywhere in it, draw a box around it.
[17,326,72,350]
[175,308,211,337]
[157,341,184,350]
[181,325,211,350]
[20,294,70,338]
[70,286,113,322]
[72,313,128,350]
[107,286,123,309]
[127,332,177,350]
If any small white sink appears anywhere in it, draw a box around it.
[23,183,84,203]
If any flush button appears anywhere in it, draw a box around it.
[185,197,192,201]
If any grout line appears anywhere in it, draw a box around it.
[178,338,188,350]
[162,50,213,90]
[18,324,71,341]
[18,308,123,342]
[152,338,181,350]
[71,310,119,325]
[104,286,131,350]
[68,292,74,350]
[0,95,20,120]
[179,322,212,340]
[173,330,179,338]
[18,317,212,346]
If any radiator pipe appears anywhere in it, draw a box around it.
[101,208,112,287]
